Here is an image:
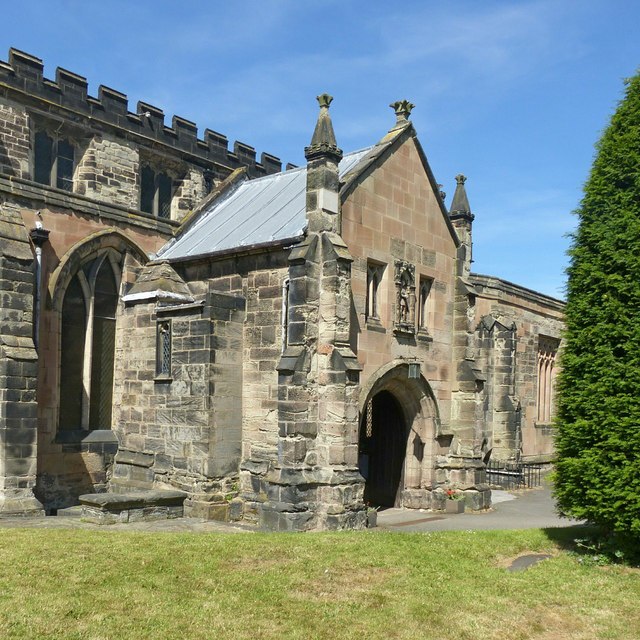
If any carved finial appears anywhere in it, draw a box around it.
[317,93,333,109]
[449,174,473,222]
[437,184,447,202]
[390,99,415,123]
[305,93,342,162]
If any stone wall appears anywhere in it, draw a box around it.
[0,201,42,515]
[175,252,290,522]
[75,134,139,209]
[0,94,209,223]
[342,135,457,419]
[173,167,207,221]
[239,267,287,482]
[471,274,564,462]
[0,99,29,179]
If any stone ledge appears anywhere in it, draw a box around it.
[0,175,177,236]
[55,429,119,445]
[114,449,154,468]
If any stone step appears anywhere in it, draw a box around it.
[56,505,83,518]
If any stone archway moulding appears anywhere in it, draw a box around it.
[47,228,149,311]
[359,359,440,423]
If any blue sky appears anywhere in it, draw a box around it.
[4,0,640,298]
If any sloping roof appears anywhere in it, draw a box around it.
[157,147,373,261]
[122,261,194,304]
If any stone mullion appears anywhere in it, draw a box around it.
[544,355,552,424]
[77,269,93,429]
[549,358,557,421]
[537,351,543,422]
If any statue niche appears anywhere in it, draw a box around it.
[394,260,416,335]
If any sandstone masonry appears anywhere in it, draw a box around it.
[0,48,564,527]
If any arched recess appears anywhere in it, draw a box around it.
[358,360,440,508]
[49,229,148,432]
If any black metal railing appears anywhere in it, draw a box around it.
[485,460,543,490]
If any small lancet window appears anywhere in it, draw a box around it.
[156,320,172,378]
[34,130,75,191]
[281,278,290,352]
[140,165,173,219]
[366,262,385,321]
[418,277,433,331]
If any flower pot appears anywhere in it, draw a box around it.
[445,500,465,514]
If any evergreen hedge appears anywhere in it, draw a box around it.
[555,71,640,539]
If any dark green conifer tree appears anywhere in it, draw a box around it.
[555,71,640,538]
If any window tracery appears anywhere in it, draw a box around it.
[536,336,560,424]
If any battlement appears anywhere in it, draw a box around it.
[0,48,282,177]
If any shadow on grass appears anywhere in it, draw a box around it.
[542,524,598,552]
[543,525,640,567]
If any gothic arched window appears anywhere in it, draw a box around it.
[59,252,121,431]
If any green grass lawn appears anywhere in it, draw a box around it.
[0,527,637,639]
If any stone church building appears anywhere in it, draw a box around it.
[0,49,563,529]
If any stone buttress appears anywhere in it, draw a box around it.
[0,203,44,515]
[445,175,491,509]
[256,96,365,530]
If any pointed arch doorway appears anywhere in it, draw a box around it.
[359,391,407,507]
[358,361,440,510]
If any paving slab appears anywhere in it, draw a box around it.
[377,483,584,532]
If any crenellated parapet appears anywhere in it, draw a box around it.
[0,48,282,177]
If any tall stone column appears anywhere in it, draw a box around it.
[260,95,365,531]
[0,204,45,516]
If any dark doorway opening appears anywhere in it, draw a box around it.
[358,390,407,507]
